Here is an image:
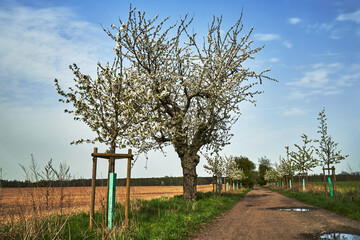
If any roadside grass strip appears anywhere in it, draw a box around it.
[0,189,249,240]
[268,187,360,222]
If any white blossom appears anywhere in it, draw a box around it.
[55,6,275,201]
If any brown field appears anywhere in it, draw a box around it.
[0,185,213,224]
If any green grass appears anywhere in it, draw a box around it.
[0,190,249,240]
[308,180,360,191]
[268,186,360,222]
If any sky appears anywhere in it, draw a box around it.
[0,0,359,181]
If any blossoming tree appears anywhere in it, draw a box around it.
[290,134,318,189]
[314,107,348,176]
[279,146,296,187]
[57,6,275,201]
[203,154,225,192]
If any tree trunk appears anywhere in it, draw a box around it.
[181,153,200,201]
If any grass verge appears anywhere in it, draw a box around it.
[267,187,360,222]
[0,189,249,239]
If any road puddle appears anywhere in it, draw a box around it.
[319,232,360,239]
[278,208,312,212]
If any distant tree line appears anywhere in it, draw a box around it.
[0,176,213,188]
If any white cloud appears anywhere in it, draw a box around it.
[313,51,339,57]
[336,9,360,24]
[253,34,291,49]
[253,33,280,41]
[283,107,307,116]
[288,18,301,24]
[270,58,280,63]
[283,40,293,48]
[0,4,112,105]
[286,63,357,99]
[306,22,337,39]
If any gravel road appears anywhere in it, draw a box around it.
[191,187,360,239]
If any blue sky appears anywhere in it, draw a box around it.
[0,0,359,181]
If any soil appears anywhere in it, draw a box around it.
[191,187,360,240]
[0,185,213,224]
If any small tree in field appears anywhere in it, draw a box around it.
[105,6,275,200]
[264,169,278,186]
[279,146,296,187]
[55,58,136,154]
[229,166,247,185]
[233,156,256,188]
[258,156,271,185]
[203,154,225,191]
[315,107,348,176]
[290,134,317,173]
[290,134,318,188]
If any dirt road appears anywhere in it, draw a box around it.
[192,187,360,239]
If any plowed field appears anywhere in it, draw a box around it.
[0,185,213,224]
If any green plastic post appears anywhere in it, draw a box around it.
[289,180,292,189]
[282,181,284,187]
[233,183,235,190]
[302,178,305,191]
[108,172,117,230]
[226,182,229,191]
[237,183,239,190]
[240,183,242,188]
[277,181,279,187]
[328,177,333,197]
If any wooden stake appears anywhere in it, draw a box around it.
[90,147,97,229]
[124,149,132,228]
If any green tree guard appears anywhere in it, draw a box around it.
[240,183,242,188]
[108,172,117,230]
[226,182,229,191]
[237,183,239,190]
[328,177,333,197]
[282,181,284,187]
[233,182,235,190]
[302,178,305,191]
[289,179,292,189]
[277,181,279,187]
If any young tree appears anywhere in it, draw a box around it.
[264,169,278,186]
[223,155,235,178]
[278,146,296,186]
[223,155,247,188]
[106,7,275,200]
[275,160,286,182]
[290,134,318,189]
[233,156,256,188]
[203,154,225,177]
[315,108,348,175]
[229,166,247,183]
[203,154,225,191]
[258,156,271,185]
[55,50,138,221]
[290,134,318,173]
[55,58,137,154]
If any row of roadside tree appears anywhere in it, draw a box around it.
[262,108,348,192]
